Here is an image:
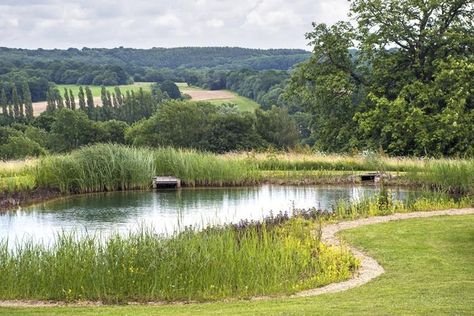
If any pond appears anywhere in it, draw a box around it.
[0,185,419,245]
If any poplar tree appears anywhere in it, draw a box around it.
[22,81,34,121]
[64,88,71,109]
[0,87,7,117]
[100,86,109,108]
[78,86,86,111]
[106,90,112,108]
[12,84,20,119]
[85,86,94,118]
[69,89,76,110]
[56,89,64,109]
[46,87,56,112]
[114,86,123,107]
[112,93,119,108]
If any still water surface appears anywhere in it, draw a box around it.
[0,185,418,245]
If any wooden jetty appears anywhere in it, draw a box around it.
[360,172,381,182]
[153,176,181,189]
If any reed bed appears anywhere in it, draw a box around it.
[406,160,474,194]
[224,152,426,172]
[35,144,156,193]
[154,147,259,186]
[1,144,473,195]
[0,217,357,303]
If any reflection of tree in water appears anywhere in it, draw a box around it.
[31,191,154,223]
[155,187,261,213]
[23,186,422,226]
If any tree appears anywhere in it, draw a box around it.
[287,0,473,156]
[0,88,8,118]
[22,81,34,121]
[101,86,109,108]
[94,120,129,144]
[78,86,86,111]
[46,87,57,112]
[125,101,215,149]
[85,86,94,118]
[64,88,71,109]
[0,127,46,160]
[50,108,96,151]
[255,107,299,149]
[69,89,76,110]
[114,86,123,107]
[12,84,21,119]
[56,89,64,109]
[159,80,181,99]
[207,112,263,152]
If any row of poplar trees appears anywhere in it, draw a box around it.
[0,82,34,121]
[45,86,163,123]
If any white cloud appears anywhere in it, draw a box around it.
[206,18,224,28]
[0,0,350,49]
[152,13,181,28]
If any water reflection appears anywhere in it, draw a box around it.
[0,185,418,245]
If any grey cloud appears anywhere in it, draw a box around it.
[0,0,349,49]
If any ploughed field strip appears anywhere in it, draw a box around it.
[180,89,235,101]
[0,208,472,307]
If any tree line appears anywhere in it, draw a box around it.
[0,99,299,159]
[0,82,34,122]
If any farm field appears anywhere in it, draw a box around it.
[1,214,472,315]
[178,83,260,112]
[31,82,259,116]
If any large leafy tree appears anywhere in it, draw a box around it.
[288,0,473,156]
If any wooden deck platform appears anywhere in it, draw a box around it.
[360,172,381,182]
[153,176,181,189]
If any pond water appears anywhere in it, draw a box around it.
[0,185,419,245]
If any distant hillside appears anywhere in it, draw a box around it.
[0,47,311,70]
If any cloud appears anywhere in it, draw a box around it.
[206,18,224,28]
[0,0,350,49]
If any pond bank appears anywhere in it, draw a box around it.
[1,208,472,307]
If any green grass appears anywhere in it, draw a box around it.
[56,83,152,97]
[207,92,260,112]
[179,84,260,112]
[0,217,357,303]
[2,214,471,315]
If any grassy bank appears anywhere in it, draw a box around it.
[2,213,472,314]
[0,216,357,303]
[1,145,473,199]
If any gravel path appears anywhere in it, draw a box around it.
[1,208,473,307]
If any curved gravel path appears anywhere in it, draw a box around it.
[1,208,473,307]
[291,208,474,298]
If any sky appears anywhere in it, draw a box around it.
[0,0,350,50]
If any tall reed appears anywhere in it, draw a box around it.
[154,147,258,186]
[406,160,474,194]
[35,144,156,193]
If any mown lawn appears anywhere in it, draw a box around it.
[1,214,472,315]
